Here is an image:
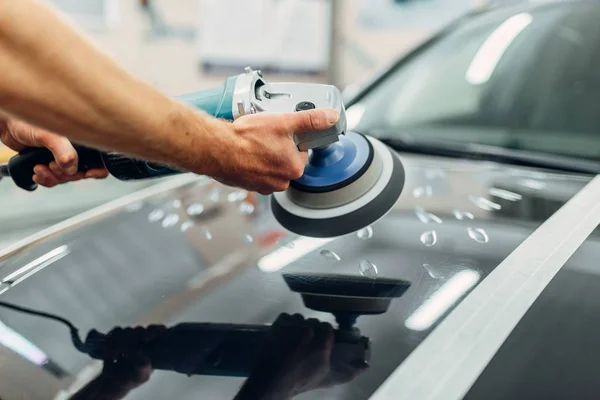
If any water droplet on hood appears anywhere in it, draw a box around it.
[425,169,446,180]
[452,209,474,220]
[423,264,443,279]
[181,221,194,232]
[467,227,489,243]
[162,213,180,228]
[359,260,378,279]
[469,196,501,211]
[520,179,546,190]
[244,234,254,243]
[320,249,341,262]
[126,201,143,212]
[415,207,443,224]
[420,231,438,247]
[207,188,220,203]
[413,185,433,198]
[186,203,205,217]
[488,188,522,201]
[239,202,255,215]
[148,209,165,222]
[357,226,373,240]
[201,229,213,240]
[227,190,247,202]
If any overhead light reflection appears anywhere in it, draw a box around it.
[405,269,480,331]
[466,13,533,85]
[2,245,70,285]
[258,237,335,272]
[345,104,366,131]
[0,320,48,366]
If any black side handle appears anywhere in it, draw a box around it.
[7,146,105,191]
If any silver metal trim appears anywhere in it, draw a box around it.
[370,175,600,400]
[0,174,201,263]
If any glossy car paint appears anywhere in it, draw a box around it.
[2,1,600,399]
[0,151,591,399]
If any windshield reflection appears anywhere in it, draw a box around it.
[351,2,600,162]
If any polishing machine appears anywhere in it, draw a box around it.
[0,68,405,237]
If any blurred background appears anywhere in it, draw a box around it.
[0,0,498,248]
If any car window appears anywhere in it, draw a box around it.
[351,2,600,161]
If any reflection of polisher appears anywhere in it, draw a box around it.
[2,68,405,238]
[0,274,410,377]
[79,274,410,377]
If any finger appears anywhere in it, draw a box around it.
[59,172,86,182]
[299,150,309,165]
[33,165,60,187]
[0,119,25,152]
[273,313,293,326]
[33,174,58,188]
[48,161,63,177]
[311,321,334,363]
[257,188,273,196]
[35,132,78,176]
[256,179,289,194]
[284,108,340,136]
[85,168,109,179]
[271,179,290,193]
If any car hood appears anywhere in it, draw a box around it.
[0,150,593,400]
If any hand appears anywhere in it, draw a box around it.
[236,313,368,400]
[0,117,108,188]
[202,109,340,195]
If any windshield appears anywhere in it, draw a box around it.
[350,2,600,162]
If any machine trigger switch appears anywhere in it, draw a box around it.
[295,101,316,111]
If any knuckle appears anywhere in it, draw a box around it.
[289,164,305,180]
[57,152,76,166]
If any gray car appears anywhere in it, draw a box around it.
[1,1,600,399]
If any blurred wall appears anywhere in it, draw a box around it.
[60,0,482,94]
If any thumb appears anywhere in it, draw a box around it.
[35,131,79,176]
[285,108,340,135]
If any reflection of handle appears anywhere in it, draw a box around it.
[7,146,104,191]
[83,322,369,378]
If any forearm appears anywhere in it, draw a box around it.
[0,0,217,169]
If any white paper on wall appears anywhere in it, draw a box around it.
[198,0,331,74]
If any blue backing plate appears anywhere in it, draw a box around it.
[293,131,372,190]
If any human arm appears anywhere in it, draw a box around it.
[0,0,339,193]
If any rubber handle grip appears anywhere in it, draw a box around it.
[7,146,104,191]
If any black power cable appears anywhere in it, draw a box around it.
[0,300,87,352]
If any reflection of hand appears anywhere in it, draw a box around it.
[236,314,367,400]
[70,325,166,400]
[0,117,108,187]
